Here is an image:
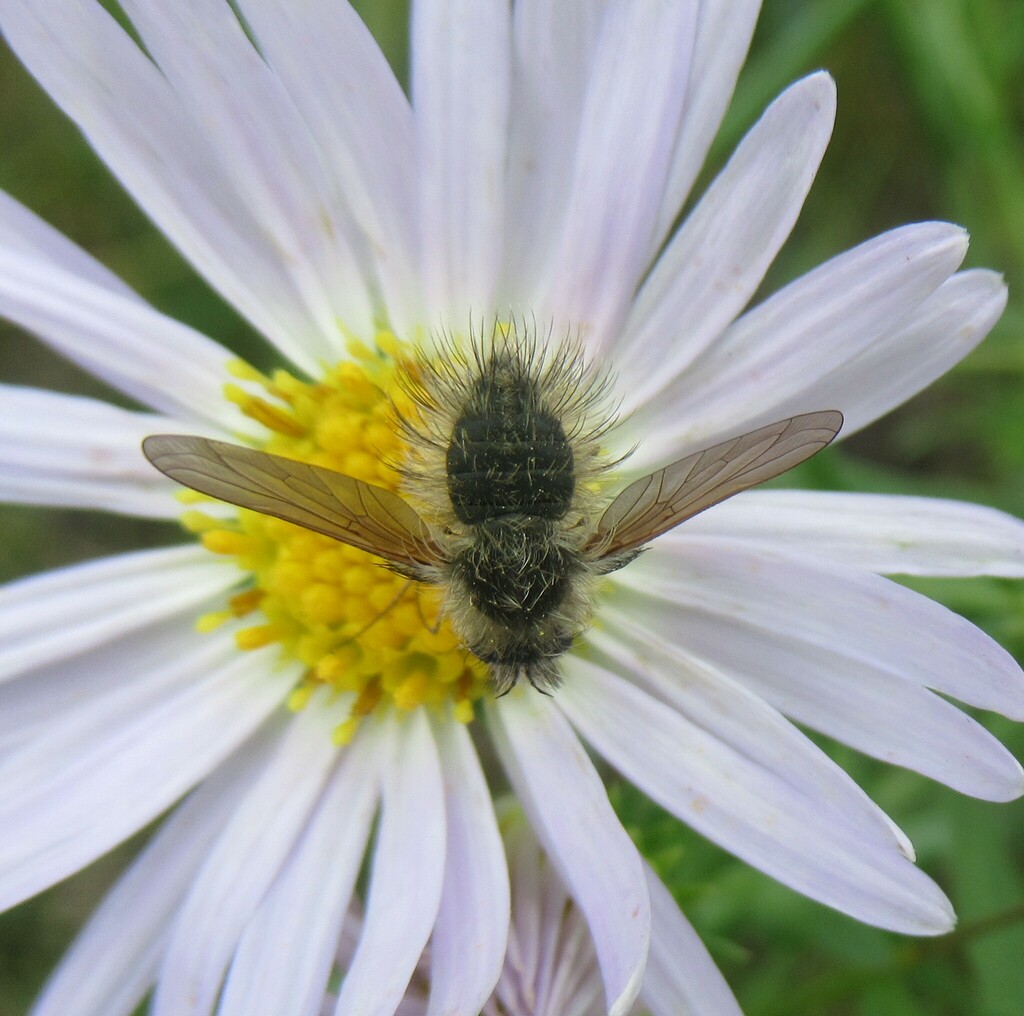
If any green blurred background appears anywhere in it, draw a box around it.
[2,0,1024,1013]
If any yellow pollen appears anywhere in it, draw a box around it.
[189,340,490,735]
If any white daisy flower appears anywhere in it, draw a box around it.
[0,2,1022,1016]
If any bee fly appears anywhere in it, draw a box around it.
[143,336,842,695]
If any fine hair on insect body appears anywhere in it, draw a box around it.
[143,322,843,695]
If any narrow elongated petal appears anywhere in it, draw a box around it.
[536,1,698,349]
[559,657,955,934]
[0,633,296,910]
[30,733,278,1016]
[615,73,837,406]
[488,802,604,1016]
[585,622,907,848]
[0,386,188,517]
[627,537,1024,719]
[235,0,422,334]
[683,489,1024,576]
[152,699,344,1016]
[0,0,335,369]
[0,546,237,683]
[413,0,511,323]
[625,222,968,468]
[0,607,232,753]
[217,732,379,1016]
[0,248,241,428]
[426,718,509,1016]
[117,0,375,354]
[334,711,446,1016]
[642,866,742,1016]
[654,0,762,240]
[615,540,1024,798]
[0,190,135,295]
[791,267,1008,437]
[488,693,649,1016]
[501,0,607,300]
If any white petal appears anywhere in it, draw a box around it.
[586,621,908,846]
[0,190,135,296]
[0,0,335,369]
[413,0,511,323]
[426,717,509,1016]
[30,731,277,1016]
[614,540,1024,799]
[152,698,344,1016]
[0,601,229,752]
[490,802,604,1016]
[615,72,837,406]
[795,267,1008,437]
[117,0,375,353]
[625,222,968,469]
[234,0,422,334]
[0,631,295,910]
[642,865,741,1016]
[0,546,238,683]
[0,385,190,517]
[501,0,607,302]
[335,711,446,1016]
[217,731,379,1016]
[654,0,762,241]
[487,692,649,1016]
[559,655,955,935]
[628,536,1024,721]
[684,489,1024,576]
[0,247,241,428]
[536,1,698,350]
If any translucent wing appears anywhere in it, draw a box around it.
[587,410,843,559]
[143,435,445,570]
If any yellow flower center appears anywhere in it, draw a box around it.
[184,333,490,742]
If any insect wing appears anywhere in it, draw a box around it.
[143,435,445,569]
[588,410,843,558]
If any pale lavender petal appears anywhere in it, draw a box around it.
[413,0,511,323]
[117,0,375,353]
[654,0,762,241]
[0,189,135,296]
[0,604,230,752]
[642,865,742,1016]
[613,540,1024,798]
[234,0,422,334]
[152,697,345,1016]
[30,729,278,1016]
[624,222,968,470]
[683,489,1024,577]
[501,0,607,302]
[217,724,380,1016]
[536,1,698,350]
[490,804,603,1016]
[0,385,191,517]
[0,631,296,910]
[794,267,1007,437]
[0,546,238,683]
[334,711,446,1016]
[487,692,649,1016]
[584,622,908,847]
[0,0,335,369]
[614,72,837,408]
[626,536,1024,720]
[559,657,955,934]
[0,247,240,427]
[426,717,509,1016]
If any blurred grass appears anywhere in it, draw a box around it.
[2,1,1024,1014]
